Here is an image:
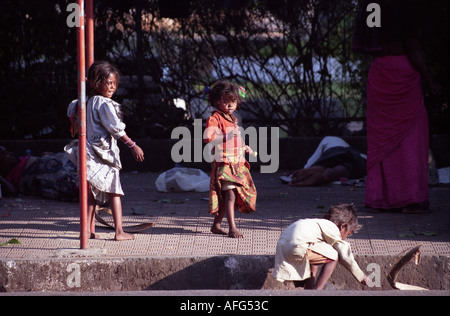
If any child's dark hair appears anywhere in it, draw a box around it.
[87,60,120,96]
[209,80,242,110]
[324,203,359,232]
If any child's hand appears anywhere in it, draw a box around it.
[244,145,257,157]
[361,275,370,286]
[131,144,144,162]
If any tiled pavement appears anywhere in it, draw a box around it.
[0,171,449,260]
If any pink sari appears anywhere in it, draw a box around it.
[365,55,429,209]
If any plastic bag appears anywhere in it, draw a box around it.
[155,167,210,192]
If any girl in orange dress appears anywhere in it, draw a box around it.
[204,80,257,238]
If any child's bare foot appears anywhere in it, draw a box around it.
[228,229,244,238]
[82,231,99,239]
[114,231,135,241]
[211,224,228,235]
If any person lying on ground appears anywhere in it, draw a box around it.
[281,136,366,187]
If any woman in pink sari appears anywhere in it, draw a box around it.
[353,0,441,213]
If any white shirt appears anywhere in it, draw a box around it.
[65,95,126,203]
[273,218,365,282]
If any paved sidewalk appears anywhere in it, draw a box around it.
[1,171,449,259]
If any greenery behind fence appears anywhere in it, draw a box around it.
[1,0,448,139]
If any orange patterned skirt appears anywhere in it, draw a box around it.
[209,161,257,215]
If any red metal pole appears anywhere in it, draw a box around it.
[86,0,94,69]
[86,0,95,236]
[77,0,89,249]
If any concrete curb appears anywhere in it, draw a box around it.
[1,254,448,292]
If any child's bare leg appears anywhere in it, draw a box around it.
[211,208,227,235]
[109,193,134,241]
[87,188,99,239]
[223,189,243,238]
[305,264,319,289]
[312,260,337,290]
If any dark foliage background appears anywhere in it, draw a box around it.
[0,0,448,139]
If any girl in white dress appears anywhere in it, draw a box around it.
[66,61,144,241]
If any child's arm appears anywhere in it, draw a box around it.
[96,98,144,162]
[244,145,257,157]
[204,116,221,144]
[333,240,366,283]
[319,221,367,284]
[98,100,126,140]
[120,135,144,162]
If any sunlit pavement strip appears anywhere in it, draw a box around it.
[0,172,449,259]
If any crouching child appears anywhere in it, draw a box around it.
[273,203,369,290]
